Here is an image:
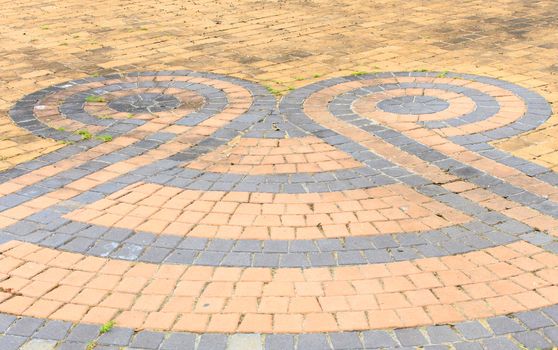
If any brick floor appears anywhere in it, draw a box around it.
[1,1,558,349]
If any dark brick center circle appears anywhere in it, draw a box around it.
[377,95,449,114]
[108,93,181,113]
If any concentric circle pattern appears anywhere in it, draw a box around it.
[1,71,558,349]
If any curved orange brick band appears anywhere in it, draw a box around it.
[63,183,470,239]
[186,136,364,174]
[0,240,556,333]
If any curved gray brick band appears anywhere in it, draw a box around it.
[0,217,526,267]
[1,306,557,349]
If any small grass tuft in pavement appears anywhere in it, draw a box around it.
[95,134,113,142]
[85,95,106,103]
[350,71,369,76]
[76,130,92,140]
[99,320,115,334]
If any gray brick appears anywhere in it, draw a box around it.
[67,324,99,342]
[164,250,196,264]
[364,249,391,263]
[34,320,72,340]
[78,225,109,239]
[329,332,363,349]
[317,239,343,251]
[140,246,171,263]
[207,239,234,252]
[290,240,318,253]
[97,327,133,346]
[453,342,483,350]
[482,337,521,350]
[20,339,58,350]
[195,251,225,265]
[228,334,262,350]
[102,228,132,241]
[152,235,181,248]
[370,235,398,249]
[198,334,226,350]
[130,331,164,349]
[39,233,71,247]
[62,237,94,252]
[516,310,554,329]
[513,331,552,349]
[0,335,27,350]
[362,330,397,348]
[253,252,280,267]
[221,252,251,266]
[426,325,459,343]
[394,328,428,346]
[280,253,309,267]
[111,244,143,260]
[0,314,16,332]
[309,252,336,266]
[342,238,371,253]
[487,316,524,335]
[263,241,289,253]
[455,321,491,340]
[125,232,155,245]
[423,346,450,350]
[544,326,558,344]
[543,305,558,323]
[160,333,196,350]
[88,240,118,256]
[7,317,44,336]
[233,240,261,252]
[57,342,88,350]
[178,237,207,250]
[297,334,331,350]
[266,334,295,350]
[337,251,366,265]
[92,345,119,350]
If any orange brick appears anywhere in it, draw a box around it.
[50,303,89,322]
[238,313,273,333]
[337,311,368,330]
[274,314,304,333]
[303,312,339,332]
[205,313,239,332]
[143,312,178,330]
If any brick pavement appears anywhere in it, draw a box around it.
[1,1,558,349]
